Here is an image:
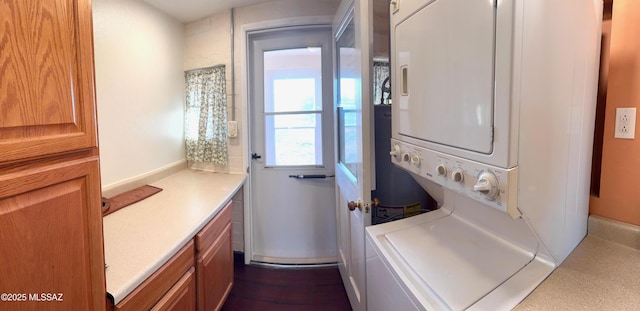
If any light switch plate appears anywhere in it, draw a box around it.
[391,0,399,13]
[615,107,636,139]
[228,121,238,138]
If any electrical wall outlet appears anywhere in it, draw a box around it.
[228,120,238,138]
[615,107,636,139]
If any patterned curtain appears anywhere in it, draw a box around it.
[373,61,390,105]
[184,66,228,165]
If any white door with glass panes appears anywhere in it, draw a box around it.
[249,28,337,265]
[333,0,373,310]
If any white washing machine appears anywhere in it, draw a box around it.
[366,0,603,310]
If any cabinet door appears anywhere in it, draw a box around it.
[0,0,98,163]
[151,268,197,311]
[197,224,233,311]
[0,157,105,311]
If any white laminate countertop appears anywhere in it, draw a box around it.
[515,213,640,311]
[102,169,246,304]
[516,235,640,310]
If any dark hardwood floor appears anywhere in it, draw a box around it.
[221,255,352,311]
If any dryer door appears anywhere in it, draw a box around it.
[395,0,495,154]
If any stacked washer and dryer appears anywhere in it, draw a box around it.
[366,0,603,310]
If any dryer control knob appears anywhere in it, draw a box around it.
[389,145,401,160]
[436,164,447,176]
[474,172,499,199]
[410,155,421,166]
[451,168,464,183]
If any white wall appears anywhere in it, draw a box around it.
[93,0,186,188]
[184,11,231,71]
[184,11,242,173]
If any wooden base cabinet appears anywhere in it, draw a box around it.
[196,201,233,311]
[109,201,234,311]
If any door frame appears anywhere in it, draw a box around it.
[240,16,335,264]
[247,26,337,265]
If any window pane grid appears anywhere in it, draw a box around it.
[265,113,322,167]
[263,47,324,167]
[264,110,323,116]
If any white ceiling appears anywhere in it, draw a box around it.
[142,0,272,23]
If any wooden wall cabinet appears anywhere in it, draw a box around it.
[0,0,106,310]
[195,201,234,311]
[0,0,99,163]
[115,241,196,311]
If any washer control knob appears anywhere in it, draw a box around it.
[474,172,499,199]
[389,145,401,160]
[410,155,421,166]
[436,164,447,176]
[451,168,464,183]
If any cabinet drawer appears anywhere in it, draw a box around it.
[195,200,232,253]
[151,267,196,311]
[116,241,195,311]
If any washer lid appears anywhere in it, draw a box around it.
[385,212,535,310]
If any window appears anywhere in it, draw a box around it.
[184,66,228,165]
[263,48,323,167]
[336,20,358,177]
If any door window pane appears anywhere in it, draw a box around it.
[264,48,324,167]
[336,19,358,178]
[265,114,322,166]
[270,78,318,112]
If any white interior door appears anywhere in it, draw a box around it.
[249,28,337,265]
[333,0,373,310]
